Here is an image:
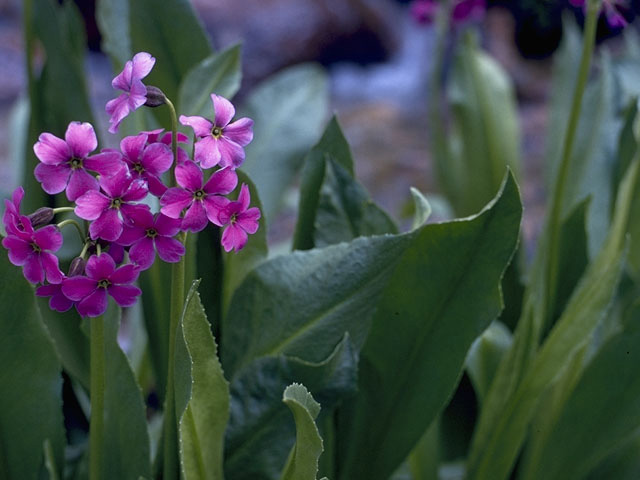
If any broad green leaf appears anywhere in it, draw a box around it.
[175,282,230,480]
[465,321,512,404]
[336,172,521,480]
[139,259,172,402]
[521,318,640,480]
[222,170,268,317]
[102,303,152,479]
[447,33,520,216]
[280,384,324,480]
[96,0,131,66]
[408,418,439,480]
[129,0,212,102]
[241,64,329,221]
[0,252,65,480]
[224,335,357,480]
[586,429,640,480]
[466,158,640,480]
[221,233,412,377]
[2,97,29,201]
[178,45,242,117]
[37,298,89,389]
[409,187,432,230]
[293,116,396,250]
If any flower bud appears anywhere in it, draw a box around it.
[28,207,54,228]
[67,257,86,277]
[144,86,166,107]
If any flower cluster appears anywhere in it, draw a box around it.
[2,52,260,317]
[410,0,486,25]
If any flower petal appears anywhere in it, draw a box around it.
[120,203,151,225]
[110,263,140,284]
[131,52,155,80]
[66,168,99,202]
[22,255,45,284]
[100,166,131,199]
[75,190,110,220]
[160,188,193,218]
[62,276,97,301]
[142,142,173,175]
[154,213,182,236]
[84,151,125,175]
[117,223,146,246]
[146,174,169,197]
[211,94,235,127]
[33,133,71,165]
[204,167,238,195]
[194,137,221,169]
[108,284,142,308]
[221,223,248,252]
[122,179,149,202]
[237,207,261,234]
[77,289,108,317]
[41,252,63,284]
[217,138,245,168]
[236,183,251,210]
[154,236,185,263]
[129,237,156,270]
[106,93,131,134]
[2,235,32,265]
[33,225,63,252]
[224,117,254,146]
[112,60,133,91]
[121,133,148,164]
[175,161,203,191]
[89,209,123,242]
[203,195,229,226]
[65,121,97,158]
[34,163,71,195]
[86,254,116,280]
[179,115,213,138]
[181,201,208,232]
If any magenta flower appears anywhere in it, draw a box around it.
[75,167,150,242]
[160,161,237,232]
[219,184,261,252]
[2,224,63,284]
[62,254,141,317]
[144,128,190,164]
[120,133,173,196]
[179,94,253,169]
[3,187,31,237]
[118,210,185,269]
[410,0,437,24]
[33,122,123,201]
[36,282,74,312]
[570,0,628,27]
[106,52,156,134]
[410,0,485,25]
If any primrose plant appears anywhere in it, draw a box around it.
[1,51,259,478]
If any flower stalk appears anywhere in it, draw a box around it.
[89,314,105,480]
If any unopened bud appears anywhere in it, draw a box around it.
[28,207,54,228]
[145,86,166,107]
[68,257,86,277]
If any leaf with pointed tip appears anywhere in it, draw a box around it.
[336,172,521,480]
[280,384,324,480]
[409,187,432,230]
[241,64,329,221]
[178,45,242,118]
[0,251,65,480]
[175,281,230,480]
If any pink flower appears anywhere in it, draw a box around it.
[35,257,85,313]
[117,210,185,269]
[75,167,150,242]
[2,187,31,237]
[219,184,261,252]
[410,0,485,25]
[410,0,437,24]
[33,122,123,201]
[120,133,173,197]
[62,254,141,317]
[570,0,628,27]
[2,224,63,284]
[160,161,237,232]
[106,52,156,134]
[179,94,253,169]
[143,129,190,165]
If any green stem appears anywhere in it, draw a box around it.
[164,97,179,186]
[163,232,187,479]
[89,315,105,480]
[52,207,75,214]
[542,0,601,327]
[56,219,85,242]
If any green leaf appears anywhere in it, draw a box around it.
[222,170,268,316]
[447,33,520,216]
[96,0,131,66]
[521,318,640,480]
[37,299,90,389]
[465,321,512,404]
[178,45,243,117]
[241,64,329,221]
[102,303,152,479]
[129,0,212,102]
[175,282,230,479]
[0,252,65,480]
[336,172,522,480]
[465,158,640,480]
[224,335,357,480]
[407,418,440,480]
[293,116,396,250]
[280,384,324,480]
[409,187,432,231]
[221,233,413,377]
[586,429,640,480]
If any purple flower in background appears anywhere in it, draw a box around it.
[62,254,141,317]
[75,167,150,242]
[219,184,261,252]
[118,210,185,269]
[2,224,63,284]
[570,0,628,27]
[3,187,31,237]
[410,0,437,24]
[410,0,485,25]
[106,52,156,134]
[120,133,173,196]
[33,122,123,201]
[160,161,237,232]
[179,94,254,169]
